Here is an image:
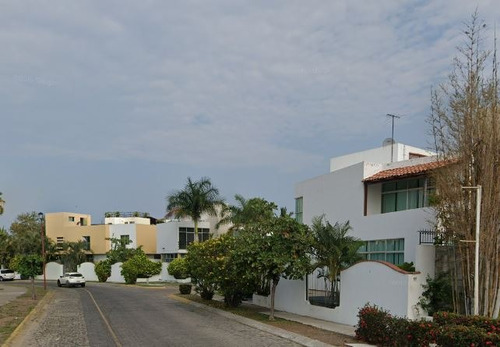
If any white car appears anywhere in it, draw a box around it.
[0,269,15,281]
[57,272,86,287]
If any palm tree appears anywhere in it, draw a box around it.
[60,241,90,272]
[216,195,277,234]
[311,215,363,306]
[0,192,5,215]
[166,177,224,244]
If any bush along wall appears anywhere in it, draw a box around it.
[356,304,500,347]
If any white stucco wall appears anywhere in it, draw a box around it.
[254,261,426,326]
[109,262,125,283]
[42,262,63,280]
[329,143,434,173]
[78,262,98,281]
[156,219,211,254]
[296,160,436,264]
[110,224,137,249]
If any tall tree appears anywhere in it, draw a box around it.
[310,216,363,306]
[237,214,313,320]
[428,12,500,317]
[59,241,89,272]
[9,212,45,256]
[0,227,12,268]
[166,177,224,243]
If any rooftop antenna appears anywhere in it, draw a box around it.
[386,113,401,162]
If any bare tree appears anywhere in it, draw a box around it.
[428,11,500,317]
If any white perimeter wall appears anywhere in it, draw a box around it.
[254,261,426,326]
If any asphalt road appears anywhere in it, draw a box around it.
[8,282,302,347]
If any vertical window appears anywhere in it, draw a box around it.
[178,227,210,250]
[358,238,404,265]
[295,197,303,223]
[120,235,130,244]
[82,236,90,251]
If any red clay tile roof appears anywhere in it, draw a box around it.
[363,160,450,183]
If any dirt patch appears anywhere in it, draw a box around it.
[174,293,359,346]
[0,286,46,345]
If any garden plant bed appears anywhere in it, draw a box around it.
[174,292,358,346]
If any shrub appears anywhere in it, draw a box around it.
[434,311,500,334]
[355,304,393,345]
[95,260,111,282]
[179,284,192,294]
[406,320,439,346]
[167,257,189,280]
[419,273,453,315]
[436,324,500,347]
[121,250,161,284]
[356,304,500,347]
[185,238,224,301]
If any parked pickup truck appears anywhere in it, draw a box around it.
[57,272,86,287]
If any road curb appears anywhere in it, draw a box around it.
[3,289,55,347]
[168,294,333,347]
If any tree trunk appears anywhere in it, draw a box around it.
[269,277,279,320]
[194,220,199,243]
[31,276,36,300]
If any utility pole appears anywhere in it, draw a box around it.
[386,114,401,162]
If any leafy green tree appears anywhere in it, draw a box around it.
[185,237,225,300]
[166,177,224,243]
[9,212,45,256]
[121,249,161,284]
[310,215,363,307]
[105,237,138,264]
[237,214,313,320]
[0,227,12,268]
[10,254,42,300]
[217,195,277,233]
[59,241,90,272]
[95,260,112,282]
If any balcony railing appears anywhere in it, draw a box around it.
[418,229,437,244]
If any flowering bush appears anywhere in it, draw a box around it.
[436,324,500,346]
[356,304,393,344]
[357,305,500,346]
[434,311,500,334]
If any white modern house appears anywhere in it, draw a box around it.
[254,141,445,326]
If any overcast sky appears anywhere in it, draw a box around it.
[1,1,499,229]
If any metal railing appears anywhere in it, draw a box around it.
[418,229,437,244]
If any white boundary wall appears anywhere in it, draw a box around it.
[40,261,181,284]
[253,261,426,326]
[78,262,98,281]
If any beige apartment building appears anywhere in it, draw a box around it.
[45,212,157,260]
[45,211,228,262]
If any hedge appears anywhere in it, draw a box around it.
[356,304,500,346]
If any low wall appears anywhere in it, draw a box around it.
[78,262,98,282]
[253,260,426,326]
[39,261,180,284]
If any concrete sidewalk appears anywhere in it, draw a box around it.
[260,310,356,337]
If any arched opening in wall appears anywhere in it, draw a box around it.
[306,267,340,308]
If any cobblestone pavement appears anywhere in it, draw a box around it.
[6,288,90,347]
